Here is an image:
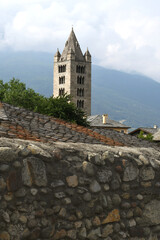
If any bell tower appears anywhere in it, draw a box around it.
[53,28,91,115]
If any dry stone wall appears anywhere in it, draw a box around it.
[0,138,160,240]
[0,103,123,147]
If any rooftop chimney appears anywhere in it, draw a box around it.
[102,114,108,124]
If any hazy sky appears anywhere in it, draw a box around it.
[0,0,160,82]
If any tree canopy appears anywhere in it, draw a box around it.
[0,78,89,126]
[138,130,153,141]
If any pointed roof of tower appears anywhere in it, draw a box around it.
[60,28,84,61]
[54,48,61,57]
[84,47,91,57]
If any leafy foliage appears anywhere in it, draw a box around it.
[0,78,89,126]
[138,130,153,141]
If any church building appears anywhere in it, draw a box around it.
[53,28,91,115]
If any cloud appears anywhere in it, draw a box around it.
[0,0,160,82]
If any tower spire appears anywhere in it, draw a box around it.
[60,29,84,61]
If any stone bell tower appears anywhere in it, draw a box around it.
[53,28,91,115]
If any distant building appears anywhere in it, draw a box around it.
[53,28,91,115]
[153,129,160,142]
[87,114,130,133]
[129,125,159,137]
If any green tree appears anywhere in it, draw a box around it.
[138,130,153,141]
[0,78,89,126]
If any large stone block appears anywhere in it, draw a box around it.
[123,161,139,182]
[22,157,47,187]
[143,200,160,225]
[140,167,155,181]
[0,147,17,162]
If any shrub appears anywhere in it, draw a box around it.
[0,78,89,127]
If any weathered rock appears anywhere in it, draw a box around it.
[114,223,120,232]
[67,229,77,239]
[128,218,136,227]
[22,157,47,187]
[7,170,22,192]
[59,208,66,218]
[97,169,112,183]
[140,167,155,181]
[88,154,104,166]
[85,219,92,230]
[137,194,143,200]
[78,227,87,238]
[19,215,27,224]
[139,155,149,165]
[104,183,110,191]
[102,209,120,224]
[112,194,121,206]
[90,180,101,193]
[123,161,139,181]
[0,164,9,172]
[0,147,17,162]
[41,226,55,238]
[141,181,152,187]
[66,175,78,187]
[0,231,10,240]
[82,161,95,176]
[0,177,6,192]
[55,192,66,199]
[4,193,13,201]
[54,229,67,239]
[102,224,113,237]
[30,227,41,240]
[111,178,120,190]
[99,194,108,208]
[15,188,26,197]
[76,210,83,219]
[87,227,101,240]
[28,219,37,229]
[13,161,21,168]
[83,192,91,201]
[31,188,38,196]
[3,211,10,223]
[27,144,51,158]
[143,200,160,225]
[92,216,101,226]
[51,180,65,188]
[21,228,30,239]
[102,151,114,163]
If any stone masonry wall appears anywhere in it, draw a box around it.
[0,138,160,240]
[0,103,124,147]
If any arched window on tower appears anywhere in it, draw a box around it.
[77,76,84,84]
[76,65,85,74]
[77,88,84,97]
[77,100,84,108]
[58,65,66,73]
[59,88,65,96]
[59,76,65,84]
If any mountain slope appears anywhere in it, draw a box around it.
[0,51,160,128]
[92,65,160,127]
